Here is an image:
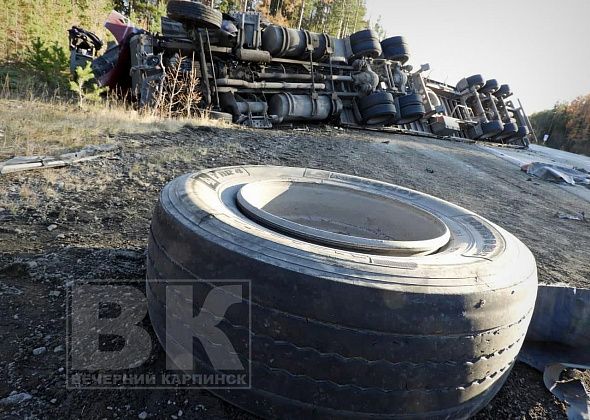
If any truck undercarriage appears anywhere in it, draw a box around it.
[69,3,535,145]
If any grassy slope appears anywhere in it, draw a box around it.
[0,98,219,159]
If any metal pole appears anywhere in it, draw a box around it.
[205,29,220,108]
[519,98,539,143]
[196,30,211,106]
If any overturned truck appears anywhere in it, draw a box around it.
[70,3,535,145]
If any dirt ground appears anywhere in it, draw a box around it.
[1,124,589,419]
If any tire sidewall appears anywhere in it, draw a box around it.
[158,166,535,294]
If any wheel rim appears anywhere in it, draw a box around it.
[236,179,451,256]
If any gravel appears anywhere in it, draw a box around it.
[1,124,587,419]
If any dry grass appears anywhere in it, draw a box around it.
[148,145,209,165]
[0,97,226,159]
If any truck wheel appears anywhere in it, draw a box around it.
[480,79,499,94]
[396,92,425,124]
[466,74,485,89]
[167,0,222,30]
[481,120,504,138]
[358,92,396,125]
[147,166,537,420]
[510,125,529,140]
[358,91,394,109]
[349,29,382,59]
[361,103,397,125]
[381,36,410,64]
[494,84,512,98]
[496,122,518,140]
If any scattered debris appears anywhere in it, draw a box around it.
[521,162,590,186]
[0,144,120,175]
[557,212,587,222]
[32,347,47,356]
[545,363,590,420]
[0,392,32,406]
[0,282,23,296]
[138,411,148,419]
[520,285,590,419]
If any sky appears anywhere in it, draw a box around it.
[365,0,590,113]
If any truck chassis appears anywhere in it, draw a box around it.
[69,3,535,145]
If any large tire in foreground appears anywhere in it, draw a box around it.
[167,0,222,29]
[147,166,538,419]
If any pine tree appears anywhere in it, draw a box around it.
[0,0,115,61]
[215,0,243,13]
[257,0,369,36]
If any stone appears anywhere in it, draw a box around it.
[32,347,47,356]
[0,392,32,405]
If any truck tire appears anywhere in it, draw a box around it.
[480,79,499,94]
[510,125,529,140]
[147,166,537,420]
[361,103,397,126]
[465,74,485,89]
[358,91,394,110]
[396,92,425,124]
[480,120,504,138]
[349,29,382,59]
[167,0,222,30]
[495,122,518,140]
[358,92,397,125]
[494,84,512,98]
[381,36,410,64]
